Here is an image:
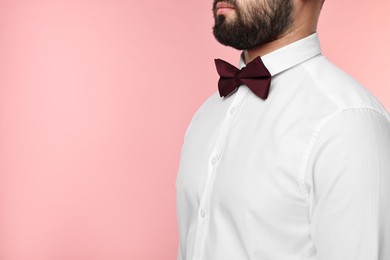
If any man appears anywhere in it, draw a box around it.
[176,0,390,259]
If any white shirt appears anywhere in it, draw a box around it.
[175,33,390,260]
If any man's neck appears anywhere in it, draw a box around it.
[243,0,322,65]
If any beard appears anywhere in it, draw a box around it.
[212,0,294,50]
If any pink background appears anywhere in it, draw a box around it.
[0,1,389,260]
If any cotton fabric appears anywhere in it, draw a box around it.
[176,33,390,260]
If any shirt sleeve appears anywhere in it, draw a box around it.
[306,108,390,259]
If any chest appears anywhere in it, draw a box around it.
[176,86,314,216]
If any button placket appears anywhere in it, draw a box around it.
[191,87,250,260]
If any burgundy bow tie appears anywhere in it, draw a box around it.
[214,57,271,99]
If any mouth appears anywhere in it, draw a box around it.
[215,1,236,15]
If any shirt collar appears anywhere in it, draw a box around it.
[239,32,322,76]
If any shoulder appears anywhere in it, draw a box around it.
[299,57,390,193]
[300,55,389,121]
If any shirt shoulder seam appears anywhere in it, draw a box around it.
[297,106,390,202]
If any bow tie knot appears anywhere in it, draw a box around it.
[234,72,243,85]
[214,57,272,99]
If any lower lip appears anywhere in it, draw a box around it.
[216,7,235,15]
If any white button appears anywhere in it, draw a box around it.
[200,209,206,218]
[211,157,218,165]
[230,107,236,114]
